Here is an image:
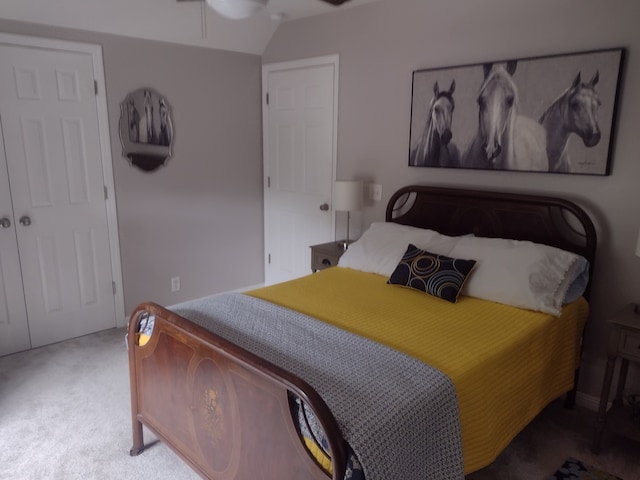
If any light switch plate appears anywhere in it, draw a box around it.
[369,183,382,201]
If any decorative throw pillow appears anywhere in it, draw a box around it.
[388,244,476,303]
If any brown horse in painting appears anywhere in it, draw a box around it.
[539,71,601,173]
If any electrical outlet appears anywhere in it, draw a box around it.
[171,276,180,292]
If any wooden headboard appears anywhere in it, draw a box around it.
[386,185,597,298]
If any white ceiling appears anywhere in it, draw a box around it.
[0,0,378,55]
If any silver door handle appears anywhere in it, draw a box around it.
[0,217,10,228]
[319,203,329,211]
[19,216,31,226]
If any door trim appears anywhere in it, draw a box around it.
[0,33,125,327]
[261,54,339,280]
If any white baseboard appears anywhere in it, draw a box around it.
[575,391,601,411]
[121,283,267,329]
[232,283,266,292]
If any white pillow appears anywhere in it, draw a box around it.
[448,236,588,316]
[338,222,462,277]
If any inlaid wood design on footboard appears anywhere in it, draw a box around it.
[127,302,346,480]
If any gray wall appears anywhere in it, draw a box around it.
[0,19,265,315]
[263,0,640,399]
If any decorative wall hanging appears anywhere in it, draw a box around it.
[119,88,174,172]
[409,48,624,175]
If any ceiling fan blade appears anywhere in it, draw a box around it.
[177,0,352,5]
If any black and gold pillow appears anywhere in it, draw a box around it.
[388,244,476,303]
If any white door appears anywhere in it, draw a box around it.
[263,56,338,285]
[0,122,31,355]
[0,40,118,350]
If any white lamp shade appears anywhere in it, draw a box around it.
[206,0,268,19]
[333,180,363,212]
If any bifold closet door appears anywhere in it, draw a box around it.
[0,122,31,356]
[0,43,117,351]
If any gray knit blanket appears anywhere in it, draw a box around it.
[171,293,464,480]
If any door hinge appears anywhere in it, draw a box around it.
[267,176,271,188]
[94,80,98,95]
[266,92,269,105]
[104,186,108,199]
[112,281,116,295]
[268,253,271,264]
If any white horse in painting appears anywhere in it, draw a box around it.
[462,61,548,171]
[127,98,140,142]
[410,80,459,167]
[142,90,157,144]
[158,98,171,147]
[539,71,601,173]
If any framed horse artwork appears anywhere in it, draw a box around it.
[119,88,174,172]
[409,48,624,175]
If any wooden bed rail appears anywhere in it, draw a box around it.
[127,302,347,480]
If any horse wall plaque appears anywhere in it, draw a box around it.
[409,48,624,175]
[119,88,174,172]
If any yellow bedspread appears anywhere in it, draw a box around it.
[247,267,588,474]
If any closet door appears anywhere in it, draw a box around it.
[0,122,30,356]
[0,43,117,348]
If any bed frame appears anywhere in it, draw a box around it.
[128,185,597,479]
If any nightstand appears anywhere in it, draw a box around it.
[592,303,640,453]
[310,241,346,272]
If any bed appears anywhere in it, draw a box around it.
[127,185,597,480]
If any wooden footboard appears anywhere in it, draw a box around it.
[127,302,347,480]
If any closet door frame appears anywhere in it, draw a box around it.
[0,32,125,327]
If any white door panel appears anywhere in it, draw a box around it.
[264,57,338,285]
[0,42,117,348]
[0,122,30,356]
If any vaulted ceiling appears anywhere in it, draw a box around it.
[0,0,379,55]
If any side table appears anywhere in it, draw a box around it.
[310,241,346,272]
[592,303,640,453]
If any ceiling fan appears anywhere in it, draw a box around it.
[178,0,352,20]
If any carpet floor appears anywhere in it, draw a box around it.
[0,327,638,479]
[550,457,624,479]
[460,393,638,480]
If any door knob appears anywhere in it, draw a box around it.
[19,216,31,227]
[0,217,10,228]
[319,203,329,211]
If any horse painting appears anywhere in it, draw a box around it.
[462,61,548,171]
[410,80,459,167]
[539,71,601,173]
[120,88,174,172]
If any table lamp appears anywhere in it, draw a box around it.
[333,180,363,250]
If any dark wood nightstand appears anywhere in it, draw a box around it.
[592,303,640,453]
[310,241,347,272]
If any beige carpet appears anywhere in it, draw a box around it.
[0,327,638,480]
[0,328,199,480]
[465,399,638,480]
